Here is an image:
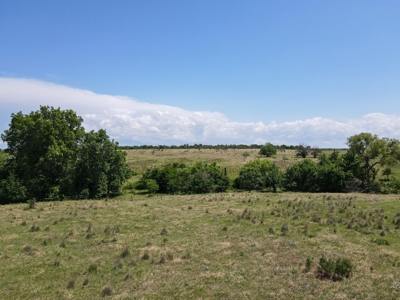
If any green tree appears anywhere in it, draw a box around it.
[347,133,400,190]
[296,144,309,158]
[1,106,85,200]
[285,159,319,192]
[234,159,282,192]
[259,143,277,157]
[74,129,131,199]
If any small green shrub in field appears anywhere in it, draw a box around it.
[27,199,36,209]
[372,238,390,245]
[305,257,313,272]
[317,255,353,280]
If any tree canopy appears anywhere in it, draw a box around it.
[0,106,130,203]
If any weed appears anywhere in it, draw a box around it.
[29,225,40,232]
[66,279,75,289]
[305,257,312,272]
[101,285,112,297]
[27,199,36,209]
[120,246,130,258]
[281,223,289,236]
[87,263,98,273]
[82,278,89,286]
[142,250,150,260]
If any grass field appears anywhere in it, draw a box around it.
[125,148,307,180]
[1,192,400,299]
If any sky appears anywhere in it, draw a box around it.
[1,1,400,148]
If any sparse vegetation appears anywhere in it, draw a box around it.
[0,193,400,298]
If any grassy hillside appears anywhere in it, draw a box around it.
[1,192,400,299]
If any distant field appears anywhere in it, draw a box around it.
[125,148,306,180]
[125,148,400,181]
[1,192,400,299]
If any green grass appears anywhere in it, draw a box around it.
[1,192,400,299]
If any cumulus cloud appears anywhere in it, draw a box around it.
[1,77,399,148]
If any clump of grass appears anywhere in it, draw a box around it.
[82,278,89,286]
[160,227,168,235]
[268,227,275,234]
[104,225,111,235]
[23,244,35,254]
[142,250,150,260]
[27,199,36,209]
[305,257,312,272]
[222,226,228,231]
[29,225,40,232]
[159,253,166,264]
[372,238,389,245]
[21,221,27,226]
[53,259,60,266]
[59,240,66,248]
[114,258,123,269]
[120,246,130,258]
[101,285,112,297]
[123,272,132,281]
[87,262,98,273]
[281,223,289,236]
[66,279,75,289]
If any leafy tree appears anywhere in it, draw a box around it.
[285,159,319,192]
[311,146,321,158]
[347,133,400,190]
[0,172,27,204]
[1,106,85,200]
[234,159,282,192]
[74,129,131,199]
[259,143,277,157]
[316,151,349,192]
[242,151,250,162]
[1,106,130,201]
[296,144,309,158]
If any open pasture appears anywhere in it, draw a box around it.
[1,192,400,299]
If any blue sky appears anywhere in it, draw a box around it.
[1,1,400,147]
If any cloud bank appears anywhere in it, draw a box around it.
[1,77,399,148]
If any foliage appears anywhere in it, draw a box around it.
[139,161,229,194]
[74,129,131,199]
[146,179,159,195]
[285,159,319,192]
[0,106,130,201]
[317,255,353,280]
[296,144,309,158]
[259,143,277,157]
[234,159,283,192]
[0,172,27,204]
[347,133,400,191]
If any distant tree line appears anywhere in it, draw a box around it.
[1,107,400,204]
[0,106,131,204]
[118,144,302,150]
[135,133,400,195]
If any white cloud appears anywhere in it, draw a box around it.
[1,77,399,148]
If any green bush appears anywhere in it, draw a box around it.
[317,255,353,280]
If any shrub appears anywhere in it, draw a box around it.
[317,255,353,280]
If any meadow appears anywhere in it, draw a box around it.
[1,149,400,299]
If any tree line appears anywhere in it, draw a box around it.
[1,107,400,204]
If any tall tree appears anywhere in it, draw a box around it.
[346,133,400,189]
[74,129,131,199]
[1,106,85,200]
[259,143,277,157]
